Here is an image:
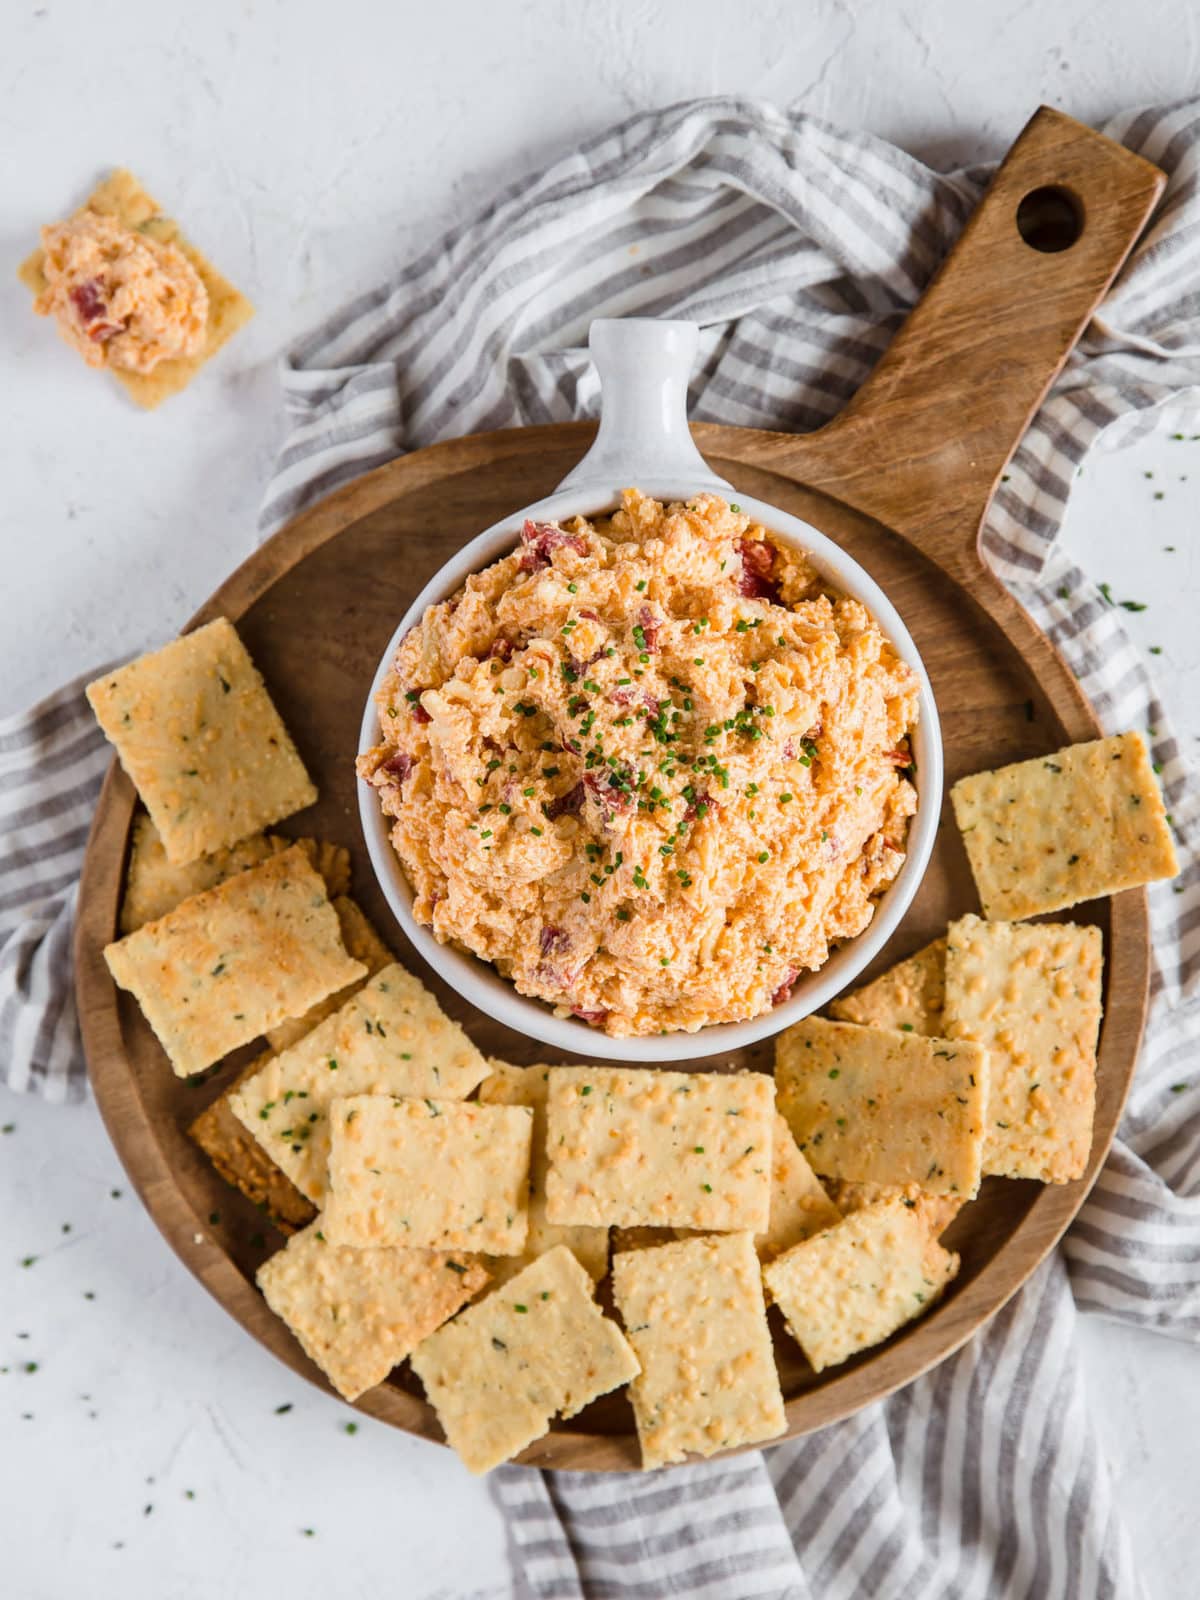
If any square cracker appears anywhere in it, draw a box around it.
[544,1067,774,1233]
[757,1113,841,1263]
[763,1196,959,1373]
[263,894,392,1052]
[257,1219,488,1402]
[410,1245,639,1475]
[20,169,254,408]
[323,1095,533,1254]
[188,1051,316,1232]
[188,897,392,1227]
[477,1063,609,1287]
[120,816,286,933]
[943,914,1102,1183]
[950,731,1177,921]
[612,1231,786,1470]
[88,618,316,866]
[230,963,490,1204]
[104,843,365,1076]
[119,820,349,935]
[829,937,946,1037]
[775,1016,987,1197]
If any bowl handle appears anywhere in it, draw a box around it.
[555,318,734,495]
[734,107,1165,587]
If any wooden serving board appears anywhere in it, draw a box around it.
[76,108,1165,1472]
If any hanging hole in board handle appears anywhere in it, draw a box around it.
[1016,185,1085,252]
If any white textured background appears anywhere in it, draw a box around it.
[2,2,1198,1597]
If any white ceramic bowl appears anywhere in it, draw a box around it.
[359,318,942,1062]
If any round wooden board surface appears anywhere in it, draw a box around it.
[75,418,1150,1472]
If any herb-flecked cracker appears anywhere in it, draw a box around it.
[87,618,317,866]
[20,169,254,409]
[943,914,1102,1183]
[189,900,392,1226]
[612,1231,786,1469]
[119,823,348,935]
[829,1180,963,1242]
[477,1063,609,1287]
[764,1196,959,1373]
[757,1113,841,1262]
[188,1051,316,1232]
[950,731,1178,920]
[544,1066,774,1232]
[323,1095,533,1254]
[263,895,393,1051]
[230,963,490,1203]
[120,817,287,933]
[410,1245,639,1475]
[103,843,365,1076]
[257,1219,489,1402]
[775,1016,987,1197]
[829,937,946,1036]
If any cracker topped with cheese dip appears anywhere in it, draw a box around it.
[21,169,253,406]
[359,490,920,1037]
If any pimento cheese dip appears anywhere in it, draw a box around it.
[359,491,919,1037]
[34,211,208,375]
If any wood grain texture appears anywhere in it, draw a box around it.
[76,107,1160,1471]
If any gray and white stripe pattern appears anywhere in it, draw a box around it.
[3,95,1198,1597]
[0,675,109,1100]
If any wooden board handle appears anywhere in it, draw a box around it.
[757,107,1165,578]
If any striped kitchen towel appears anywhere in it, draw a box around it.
[4,95,1200,1600]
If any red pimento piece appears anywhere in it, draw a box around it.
[69,279,120,342]
[411,702,432,725]
[883,748,912,767]
[609,685,657,711]
[488,636,515,661]
[634,604,660,651]
[567,645,606,679]
[584,767,635,823]
[736,537,781,603]
[570,1007,609,1026]
[683,789,713,823]
[518,519,587,571]
[543,781,585,821]
[771,969,800,1006]
[381,752,414,782]
[539,926,571,960]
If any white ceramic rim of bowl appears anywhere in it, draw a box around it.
[357,319,943,1063]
